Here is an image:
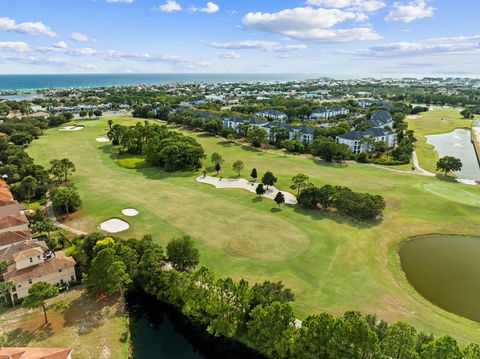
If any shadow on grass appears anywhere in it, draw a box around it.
[217,141,233,147]
[63,290,117,335]
[251,197,262,203]
[4,323,54,346]
[292,206,381,229]
[310,158,349,169]
[435,174,457,183]
[99,144,198,180]
[270,207,281,213]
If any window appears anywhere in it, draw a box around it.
[28,279,32,284]
[71,275,75,281]
[17,284,21,288]
[29,258,33,263]
[59,269,63,273]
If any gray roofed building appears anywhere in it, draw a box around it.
[368,110,394,129]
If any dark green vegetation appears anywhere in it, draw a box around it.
[436,156,463,176]
[400,235,480,323]
[107,121,205,171]
[78,232,480,359]
[27,117,480,344]
[298,184,386,221]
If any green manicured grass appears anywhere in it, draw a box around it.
[0,287,129,359]
[27,116,480,344]
[116,154,148,169]
[407,108,473,173]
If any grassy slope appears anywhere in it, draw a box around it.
[407,108,473,173]
[0,287,129,359]
[27,116,480,344]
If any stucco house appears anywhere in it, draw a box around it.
[0,347,72,359]
[336,128,397,154]
[1,240,77,302]
[310,107,349,120]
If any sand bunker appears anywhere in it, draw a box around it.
[121,208,139,216]
[61,125,84,131]
[96,137,110,143]
[99,218,130,233]
[197,175,297,204]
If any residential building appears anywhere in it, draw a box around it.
[336,128,397,154]
[255,109,288,121]
[0,214,29,234]
[357,99,374,109]
[0,179,22,217]
[310,107,349,120]
[0,347,72,359]
[368,110,394,129]
[1,240,77,302]
[0,230,32,250]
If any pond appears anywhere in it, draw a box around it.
[426,128,480,180]
[127,290,265,359]
[399,235,480,322]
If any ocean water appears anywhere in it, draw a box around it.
[0,73,314,91]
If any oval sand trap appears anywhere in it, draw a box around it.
[60,125,84,131]
[99,218,130,233]
[96,137,110,143]
[122,208,139,216]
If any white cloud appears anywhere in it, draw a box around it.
[216,51,240,59]
[306,0,386,12]
[156,0,182,12]
[385,0,434,23]
[199,2,219,14]
[211,40,308,52]
[70,32,90,42]
[53,41,69,49]
[0,17,57,37]
[0,41,30,53]
[343,35,480,57]
[242,7,380,42]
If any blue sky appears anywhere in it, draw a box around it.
[0,0,479,76]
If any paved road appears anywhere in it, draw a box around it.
[45,199,87,236]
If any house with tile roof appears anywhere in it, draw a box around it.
[0,347,72,359]
[1,240,76,302]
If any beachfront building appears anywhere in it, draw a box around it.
[310,107,349,120]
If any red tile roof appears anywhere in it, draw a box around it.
[0,214,28,230]
[0,230,32,247]
[0,347,71,359]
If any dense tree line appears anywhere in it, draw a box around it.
[107,121,205,171]
[68,232,480,359]
[298,184,386,221]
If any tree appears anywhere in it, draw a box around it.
[226,134,235,143]
[107,119,113,131]
[51,184,81,218]
[256,183,265,197]
[215,162,221,175]
[247,302,296,358]
[166,235,200,272]
[0,281,13,305]
[79,110,87,118]
[297,187,322,210]
[251,281,294,308]
[211,152,224,165]
[22,282,62,324]
[419,336,461,359]
[250,168,258,182]
[232,160,244,176]
[436,156,462,176]
[49,158,76,182]
[31,218,55,240]
[293,313,336,358]
[17,176,38,202]
[93,109,102,117]
[274,192,285,207]
[85,247,131,296]
[382,322,417,359]
[290,174,309,196]
[261,171,277,189]
[247,127,267,147]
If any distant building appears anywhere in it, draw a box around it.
[310,107,349,120]
[357,99,374,109]
[0,347,72,359]
[255,109,288,121]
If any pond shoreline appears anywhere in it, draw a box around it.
[398,234,480,323]
[126,288,265,359]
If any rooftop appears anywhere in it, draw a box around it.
[0,347,72,359]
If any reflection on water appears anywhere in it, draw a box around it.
[426,128,480,180]
[127,290,265,359]
[400,235,480,322]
